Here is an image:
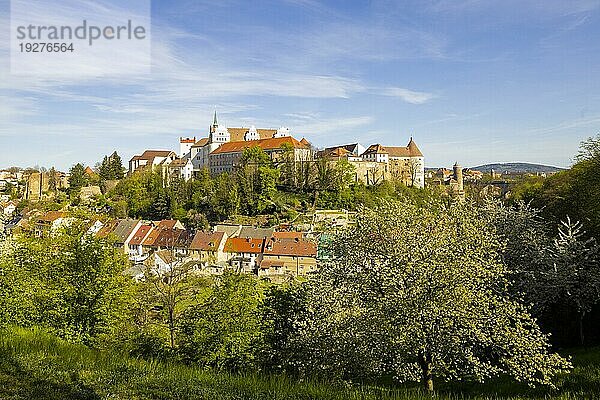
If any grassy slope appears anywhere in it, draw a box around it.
[0,327,599,400]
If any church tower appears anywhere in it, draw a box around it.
[209,110,230,144]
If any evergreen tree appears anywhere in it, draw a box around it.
[68,163,87,194]
[109,151,124,180]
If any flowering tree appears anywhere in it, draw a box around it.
[544,218,600,345]
[306,200,570,392]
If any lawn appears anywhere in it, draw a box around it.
[0,326,599,400]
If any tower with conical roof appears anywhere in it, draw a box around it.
[210,109,219,134]
[208,109,230,144]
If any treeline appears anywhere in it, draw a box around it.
[105,147,434,225]
[2,195,598,391]
[512,134,600,239]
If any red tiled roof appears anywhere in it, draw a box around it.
[157,220,180,230]
[272,231,304,240]
[406,138,423,157]
[264,238,317,257]
[154,228,185,248]
[129,224,153,246]
[141,150,175,158]
[169,158,190,167]
[96,219,120,238]
[362,139,423,158]
[224,237,265,254]
[142,227,161,246]
[210,136,309,155]
[189,231,225,251]
[130,150,176,163]
[387,139,423,158]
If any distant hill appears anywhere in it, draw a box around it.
[470,163,566,174]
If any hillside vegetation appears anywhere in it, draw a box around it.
[1,327,600,400]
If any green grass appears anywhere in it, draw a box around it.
[0,327,599,400]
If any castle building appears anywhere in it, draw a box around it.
[319,138,425,188]
[209,136,311,175]
[184,111,311,175]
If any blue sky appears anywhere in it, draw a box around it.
[1,0,600,170]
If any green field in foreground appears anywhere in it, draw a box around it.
[1,327,599,400]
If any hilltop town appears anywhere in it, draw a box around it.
[0,113,432,282]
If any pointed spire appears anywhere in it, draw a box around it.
[213,109,218,126]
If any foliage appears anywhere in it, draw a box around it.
[520,134,600,239]
[301,200,570,391]
[139,254,208,349]
[237,146,280,215]
[536,218,600,345]
[0,227,134,345]
[98,151,124,182]
[258,283,311,375]
[3,318,600,398]
[177,272,265,371]
[68,163,88,194]
[481,200,600,346]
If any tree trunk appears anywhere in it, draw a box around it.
[579,311,586,346]
[419,352,434,393]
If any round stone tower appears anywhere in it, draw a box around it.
[453,162,464,193]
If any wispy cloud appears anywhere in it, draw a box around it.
[380,87,437,104]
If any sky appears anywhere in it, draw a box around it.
[1,0,600,170]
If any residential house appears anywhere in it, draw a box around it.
[128,224,153,261]
[128,150,177,175]
[189,231,228,269]
[111,219,142,252]
[261,237,318,278]
[35,211,70,237]
[223,237,265,274]
[168,156,194,181]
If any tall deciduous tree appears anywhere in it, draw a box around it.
[305,200,570,392]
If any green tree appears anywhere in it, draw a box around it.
[177,272,265,371]
[141,253,206,349]
[0,226,134,345]
[528,135,600,238]
[210,172,239,220]
[304,200,570,391]
[68,163,88,194]
[259,284,311,374]
[47,167,58,193]
[237,146,280,214]
[99,151,125,182]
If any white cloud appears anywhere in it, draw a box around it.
[380,87,437,104]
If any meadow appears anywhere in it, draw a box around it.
[1,326,599,400]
